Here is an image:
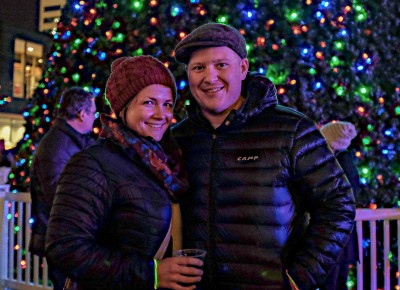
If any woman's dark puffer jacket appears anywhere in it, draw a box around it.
[45,139,171,290]
[172,73,356,290]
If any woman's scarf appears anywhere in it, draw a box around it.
[99,114,188,201]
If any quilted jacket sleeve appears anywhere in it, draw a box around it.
[286,118,356,289]
[45,151,154,290]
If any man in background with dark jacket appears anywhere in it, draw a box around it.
[172,23,356,289]
[29,87,96,290]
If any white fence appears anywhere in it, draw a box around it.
[355,209,400,290]
[1,190,400,290]
[0,190,51,290]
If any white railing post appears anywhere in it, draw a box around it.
[356,219,364,290]
[0,191,8,288]
[398,219,400,288]
[370,220,377,289]
[25,204,32,286]
[383,219,390,290]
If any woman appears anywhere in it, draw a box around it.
[320,120,360,290]
[46,56,203,290]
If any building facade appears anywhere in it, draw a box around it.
[0,0,65,149]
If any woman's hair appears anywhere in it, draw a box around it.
[57,87,94,120]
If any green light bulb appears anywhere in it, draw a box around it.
[335,86,345,96]
[217,15,228,23]
[285,9,300,22]
[334,41,345,50]
[133,48,143,56]
[112,21,120,29]
[246,44,251,53]
[361,167,369,175]
[330,56,340,67]
[131,1,143,10]
[111,33,125,43]
[171,7,180,17]
[72,73,80,83]
[362,136,371,145]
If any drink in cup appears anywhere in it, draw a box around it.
[173,249,206,287]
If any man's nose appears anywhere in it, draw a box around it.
[204,67,218,83]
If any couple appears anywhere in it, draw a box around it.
[46,23,356,290]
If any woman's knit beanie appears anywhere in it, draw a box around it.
[320,121,357,151]
[105,55,177,115]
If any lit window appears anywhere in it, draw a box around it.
[13,39,44,99]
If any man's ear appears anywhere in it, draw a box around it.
[76,110,85,122]
[240,58,249,80]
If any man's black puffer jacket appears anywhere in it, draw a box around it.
[45,139,171,290]
[172,73,356,290]
[29,118,94,256]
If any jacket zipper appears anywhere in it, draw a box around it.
[208,133,218,286]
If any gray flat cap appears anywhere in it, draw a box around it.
[174,23,247,64]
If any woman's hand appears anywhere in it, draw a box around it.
[157,256,203,289]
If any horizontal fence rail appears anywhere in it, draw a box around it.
[1,190,400,290]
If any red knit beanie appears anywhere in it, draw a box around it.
[105,56,177,115]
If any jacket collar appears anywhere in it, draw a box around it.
[53,118,93,149]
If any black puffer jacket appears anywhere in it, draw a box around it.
[45,137,174,290]
[29,118,94,256]
[172,73,356,290]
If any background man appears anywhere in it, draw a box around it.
[172,23,356,289]
[29,87,96,290]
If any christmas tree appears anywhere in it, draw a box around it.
[9,0,399,210]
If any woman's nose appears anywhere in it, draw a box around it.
[153,105,170,119]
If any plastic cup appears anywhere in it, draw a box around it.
[173,249,207,262]
[173,249,206,287]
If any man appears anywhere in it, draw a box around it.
[172,23,356,289]
[29,87,96,290]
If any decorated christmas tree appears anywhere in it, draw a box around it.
[9,0,399,210]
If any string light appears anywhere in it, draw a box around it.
[179,32,187,39]
[150,17,158,25]
[149,0,158,7]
